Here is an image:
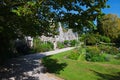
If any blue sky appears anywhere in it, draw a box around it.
[102,0,120,17]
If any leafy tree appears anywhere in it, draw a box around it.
[0,0,55,62]
[0,0,108,62]
[97,14,120,42]
[44,0,108,32]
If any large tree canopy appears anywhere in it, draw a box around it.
[0,0,108,62]
[43,0,108,31]
[0,0,108,37]
[97,14,120,42]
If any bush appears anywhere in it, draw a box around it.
[85,34,99,45]
[64,40,70,47]
[66,47,86,61]
[98,44,110,53]
[98,45,119,55]
[99,36,111,43]
[66,46,113,62]
[108,46,119,55]
[115,53,120,59]
[85,46,107,62]
[80,34,86,42]
[67,49,80,60]
[104,54,113,61]
[64,40,78,47]
[70,40,78,46]
[33,37,41,52]
[81,34,111,45]
[47,41,54,49]
[38,42,53,52]
[86,46,101,55]
[78,48,86,61]
[86,46,100,61]
[57,42,65,49]
[91,54,107,62]
[33,37,53,52]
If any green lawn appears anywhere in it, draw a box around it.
[42,50,120,80]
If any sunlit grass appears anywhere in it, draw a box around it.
[42,50,120,80]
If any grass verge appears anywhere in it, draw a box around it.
[42,50,120,80]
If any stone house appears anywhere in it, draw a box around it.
[40,22,78,43]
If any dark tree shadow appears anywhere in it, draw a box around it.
[42,56,67,74]
[0,53,46,80]
[90,69,120,80]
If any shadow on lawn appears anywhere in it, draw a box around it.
[90,70,120,80]
[42,56,67,74]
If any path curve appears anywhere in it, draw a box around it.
[0,47,74,80]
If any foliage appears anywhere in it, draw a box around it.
[100,36,111,43]
[33,37,53,52]
[97,14,120,42]
[85,45,120,62]
[38,42,53,52]
[70,40,78,46]
[64,40,70,47]
[48,0,108,32]
[80,34,85,42]
[33,37,41,52]
[85,46,108,62]
[85,34,99,45]
[67,47,85,61]
[67,49,80,60]
[77,48,86,61]
[0,0,54,63]
[66,45,118,62]
[81,33,111,46]
[115,53,120,59]
[86,46,101,55]
[95,34,111,43]
[57,42,65,49]
[42,50,120,80]
[86,35,97,45]
[0,0,108,63]
[107,46,119,55]
[86,46,100,61]
[98,45,120,55]
[64,40,78,47]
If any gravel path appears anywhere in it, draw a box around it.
[0,47,74,80]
